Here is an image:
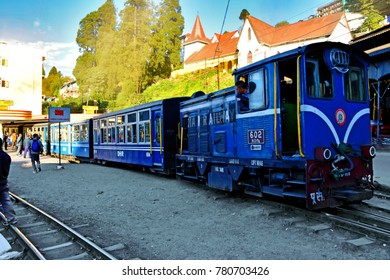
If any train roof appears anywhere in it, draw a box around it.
[233,42,370,76]
[180,86,235,107]
[92,97,189,120]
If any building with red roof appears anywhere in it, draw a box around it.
[177,12,353,76]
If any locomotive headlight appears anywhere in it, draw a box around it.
[315,147,332,161]
[361,145,376,158]
[323,148,332,160]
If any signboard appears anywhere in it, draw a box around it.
[248,129,265,144]
[0,100,14,106]
[82,105,98,114]
[49,107,71,122]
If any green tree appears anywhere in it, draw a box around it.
[114,0,153,108]
[94,0,118,101]
[275,21,289,27]
[148,0,184,80]
[74,0,117,105]
[345,0,384,31]
[42,66,65,98]
[239,9,250,21]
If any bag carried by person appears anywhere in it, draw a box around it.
[32,139,39,152]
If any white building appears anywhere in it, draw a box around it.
[237,12,353,69]
[0,42,43,116]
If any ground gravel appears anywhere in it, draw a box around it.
[7,153,390,260]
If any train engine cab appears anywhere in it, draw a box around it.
[177,42,374,210]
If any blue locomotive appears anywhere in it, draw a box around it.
[176,42,375,210]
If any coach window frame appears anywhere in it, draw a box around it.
[93,120,98,144]
[126,112,137,143]
[100,119,107,144]
[108,117,116,143]
[60,125,69,142]
[117,115,125,144]
[236,68,267,113]
[305,52,334,100]
[344,57,366,102]
[72,124,80,142]
[138,110,150,144]
[80,123,88,142]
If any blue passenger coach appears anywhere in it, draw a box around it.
[177,42,375,210]
[93,97,188,174]
[50,119,93,159]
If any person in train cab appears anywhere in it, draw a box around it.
[0,138,17,225]
[28,133,43,174]
[236,80,250,112]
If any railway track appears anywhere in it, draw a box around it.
[0,192,118,260]
[322,200,390,242]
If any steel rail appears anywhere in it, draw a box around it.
[0,211,46,259]
[322,209,390,242]
[9,192,117,260]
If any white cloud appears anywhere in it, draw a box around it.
[33,19,40,27]
[28,41,81,78]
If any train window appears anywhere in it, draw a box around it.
[155,116,161,144]
[126,117,137,143]
[117,126,125,143]
[127,113,136,123]
[139,110,150,121]
[306,56,333,99]
[145,122,150,143]
[107,118,116,143]
[132,124,137,143]
[72,125,80,142]
[110,127,116,143]
[80,124,88,142]
[93,121,98,144]
[117,115,125,125]
[139,124,145,142]
[138,123,150,143]
[108,117,115,127]
[101,119,107,143]
[248,69,267,110]
[345,65,366,102]
[138,110,150,143]
[61,126,69,142]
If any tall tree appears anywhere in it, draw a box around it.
[74,0,117,104]
[114,0,153,108]
[239,9,250,21]
[94,0,118,100]
[345,0,384,32]
[148,0,184,80]
[42,66,65,98]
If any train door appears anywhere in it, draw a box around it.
[278,58,300,156]
[152,111,163,166]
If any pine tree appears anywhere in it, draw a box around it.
[74,0,118,104]
[148,0,184,80]
[345,0,384,32]
[114,0,153,108]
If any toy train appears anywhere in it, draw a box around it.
[31,42,376,210]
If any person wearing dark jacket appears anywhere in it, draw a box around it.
[28,133,43,173]
[0,138,17,225]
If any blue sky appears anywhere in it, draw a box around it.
[0,0,330,77]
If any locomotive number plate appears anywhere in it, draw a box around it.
[248,129,265,144]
